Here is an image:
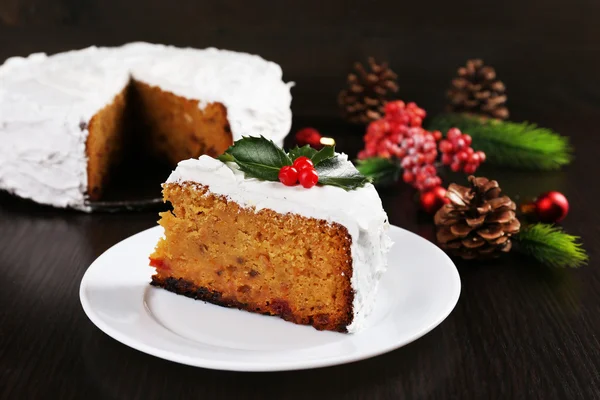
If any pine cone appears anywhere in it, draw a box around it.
[447,59,509,120]
[434,176,520,260]
[338,57,399,125]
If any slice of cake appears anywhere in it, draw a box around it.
[149,138,392,333]
[0,43,292,209]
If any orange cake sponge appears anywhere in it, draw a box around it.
[149,155,392,333]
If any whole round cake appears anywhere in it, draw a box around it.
[0,42,293,210]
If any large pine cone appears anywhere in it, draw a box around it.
[434,176,520,260]
[338,57,399,125]
[447,59,509,120]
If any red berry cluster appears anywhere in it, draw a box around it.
[278,157,319,188]
[358,100,443,192]
[400,129,442,192]
[358,101,431,160]
[439,128,486,174]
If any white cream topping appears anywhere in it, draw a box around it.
[0,43,293,210]
[167,155,393,333]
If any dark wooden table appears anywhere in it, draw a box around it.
[2,0,600,396]
[1,113,599,399]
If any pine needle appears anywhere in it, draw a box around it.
[515,224,588,268]
[427,113,573,170]
[355,157,401,185]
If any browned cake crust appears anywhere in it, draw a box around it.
[150,182,355,332]
[84,80,234,201]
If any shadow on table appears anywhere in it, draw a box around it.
[80,314,463,400]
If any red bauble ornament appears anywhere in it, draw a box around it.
[420,186,449,214]
[295,127,323,149]
[534,191,569,223]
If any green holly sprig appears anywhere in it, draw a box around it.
[218,136,370,190]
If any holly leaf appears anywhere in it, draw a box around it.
[316,156,371,190]
[288,145,317,161]
[221,136,292,181]
[355,157,402,185]
[310,146,335,166]
[288,145,335,166]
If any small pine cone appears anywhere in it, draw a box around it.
[338,57,399,125]
[434,176,520,260]
[446,59,509,120]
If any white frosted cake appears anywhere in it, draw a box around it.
[149,141,392,332]
[0,42,293,210]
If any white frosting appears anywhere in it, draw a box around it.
[0,43,293,210]
[167,155,393,333]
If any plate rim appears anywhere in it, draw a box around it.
[79,225,461,372]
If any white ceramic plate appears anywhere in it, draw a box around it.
[80,225,460,372]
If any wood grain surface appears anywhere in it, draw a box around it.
[1,1,600,399]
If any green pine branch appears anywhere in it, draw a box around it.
[515,224,588,268]
[355,157,402,185]
[427,113,573,170]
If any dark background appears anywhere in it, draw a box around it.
[1,0,599,121]
[2,1,600,399]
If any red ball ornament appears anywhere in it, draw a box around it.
[295,127,323,149]
[420,186,449,214]
[534,191,569,223]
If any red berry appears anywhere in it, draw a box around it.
[450,162,461,172]
[292,156,314,171]
[401,157,414,169]
[439,140,453,153]
[410,116,423,126]
[422,142,436,152]
[298,168,319,188]
[441,154,453,165]
[278,166,298,186]
[463,134,472,146]
[423,164,437,175]
[466,147,474,155]
[454,138,466,149]
[384,101,405,115]
[457,151,469,162]
[477,151,486,162]
[469,153,481,164]
[463,163,477,174]
[447,128,461,140]
[403,171,414,183]
[416,171,429,183]
[432,130,443,141]
[425,152,437,164]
